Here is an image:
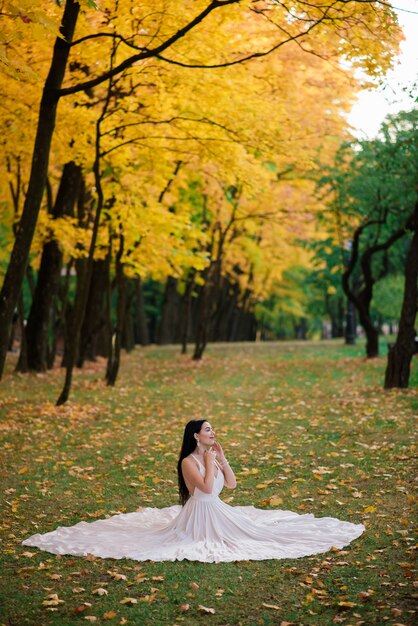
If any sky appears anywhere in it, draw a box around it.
[347,0,418,138]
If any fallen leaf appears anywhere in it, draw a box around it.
[84,617,97,623]
[107,570,127,581]
[198,605,215,614]
[103,611,117,620]
[262,603,281,610]
[190,581,200,590]
[42,594,65,607]
[179,603,190,612]
[357,590,375,601]
[269,497,283,506]
[139,594,156,603]
[120,598,138,604]
[92,588,108,596]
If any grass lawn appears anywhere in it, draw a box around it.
[0,339,416,626]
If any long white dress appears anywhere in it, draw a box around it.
[22,456,365,563]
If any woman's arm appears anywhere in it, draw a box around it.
[213,442,237,489]
[181,450,216,495]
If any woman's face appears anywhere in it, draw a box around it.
[197,421,215,448]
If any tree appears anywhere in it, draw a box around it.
[0,0,401,380]
[383,110,418,388]
[317,110,417,358]
[384,200,417,388]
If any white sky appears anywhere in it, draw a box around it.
[347,0,418,138]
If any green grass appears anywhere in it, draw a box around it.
[1,339,416,626]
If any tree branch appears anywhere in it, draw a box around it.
[56,1,239,97]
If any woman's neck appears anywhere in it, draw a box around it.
[194,445,211,456]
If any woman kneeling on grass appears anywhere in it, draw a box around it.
[23,419,364,562]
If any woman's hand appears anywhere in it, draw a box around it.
[204,447,217,466]
[212,441,226,463]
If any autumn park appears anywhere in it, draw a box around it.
[0,1,417,625]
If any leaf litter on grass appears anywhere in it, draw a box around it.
[0,341,416,625]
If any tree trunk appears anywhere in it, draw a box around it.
[78,257,111,366]
[193,279,210,360]
[15,293,28,372]
[212,277,239,341]
[133,277,150,346]
[157,276,181,344]
[18,161,82,372]
[180,271,196,354]
[106,235,127,386]
[385,204,418,388]
[121,279,136,353]
[0,0,80,379]
[57,76,110,405]
[345,298,357,344]
[193,259,221,360]
[343,274,378,356]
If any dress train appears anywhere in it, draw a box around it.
[22,456,365,562]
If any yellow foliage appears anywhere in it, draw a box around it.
[0,0,403,297]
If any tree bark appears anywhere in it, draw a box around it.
[342,219,410,358]
[18,161,82,372]
[180,271,196,354]
[345,298,357,344]
[157,276,181,344]
[106,234,127,386]
[133,277,150,346]
[193,259,221,360]
[121,279,136,353]
[56,64,112,405]
[385,204,418,388]
[0,0,80,379]
[78,257,111,366]
[15,293,28,372]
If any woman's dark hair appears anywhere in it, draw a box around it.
[177,419,207,505]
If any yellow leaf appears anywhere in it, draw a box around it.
[139,594,156,603]
[103,611,117,620]
[363,506,377,513]
[262,603,281,610]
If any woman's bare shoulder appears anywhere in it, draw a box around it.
[182,455,198,468]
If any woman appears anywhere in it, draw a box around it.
[22,419,364,562]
